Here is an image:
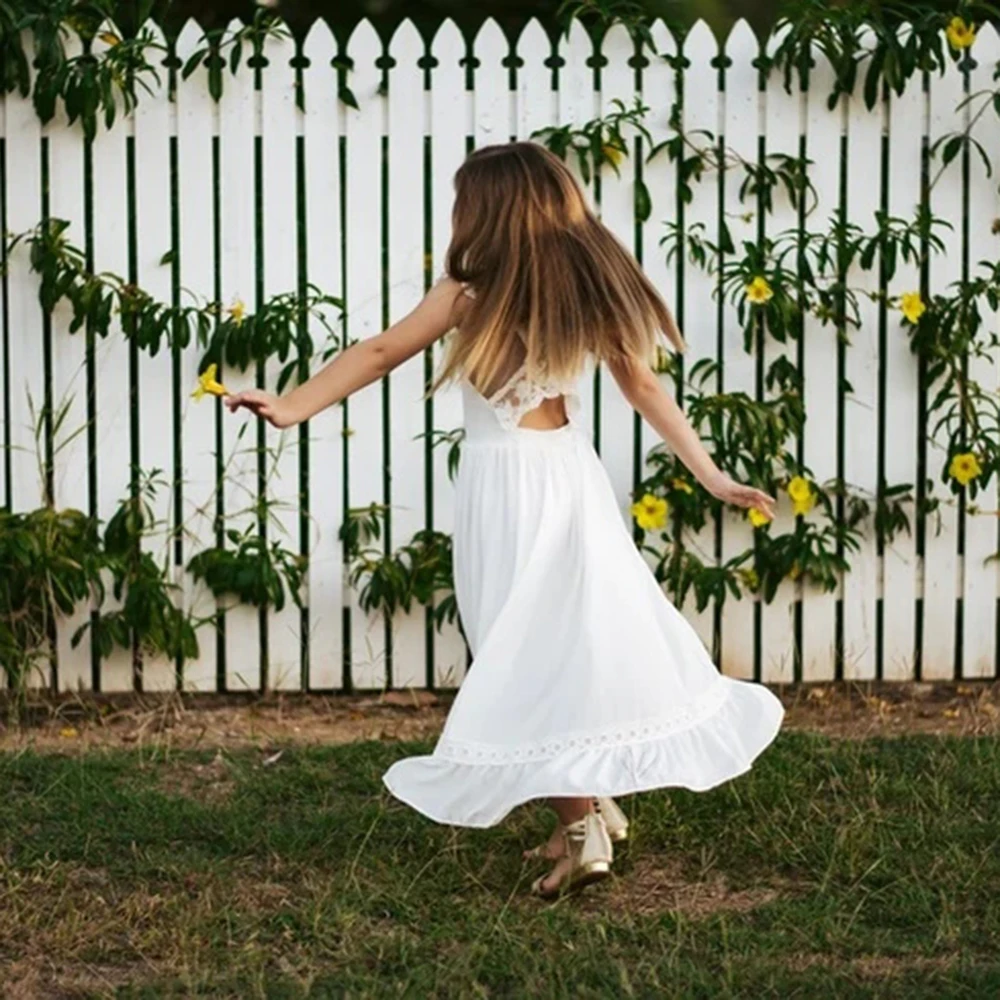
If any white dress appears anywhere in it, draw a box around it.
[382,358,785,829]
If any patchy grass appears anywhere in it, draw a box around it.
[1,733,999,998]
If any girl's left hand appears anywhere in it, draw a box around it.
[708,476,776,521]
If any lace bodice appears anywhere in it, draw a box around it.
[456,278,581,431]
[484,365,581,431]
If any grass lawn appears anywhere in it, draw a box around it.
[1,731,999,998]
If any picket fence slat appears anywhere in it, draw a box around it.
[260,28,303,691]
[881,26,922,682]
[302,20,345,691]
[924,34,964,681]
[719,20,759,681]
[5,17,998,694]
[842,32,884,682]
[387,19,429,690]
[760,24,799,684]
[679,20,722,654]
[963,24,1000,679]
[344,20,387,690]
[134,23,178,692]
[218,18,262,693]
[639,20,678,471]
[429,19,468,688]
[176,19,222,693]
[559,21,598,437]
[516,20,555,140]
[47,30,90,692]
[598,24,640,520]
[799,40,842,682]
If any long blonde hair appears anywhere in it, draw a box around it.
[431,141,684,398]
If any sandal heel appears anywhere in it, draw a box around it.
[594,797,629,844]
[530,811,613,899]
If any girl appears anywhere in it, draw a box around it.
[226,141,784,899]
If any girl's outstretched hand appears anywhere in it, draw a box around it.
[709,475,776,521]
[225,389,297,429]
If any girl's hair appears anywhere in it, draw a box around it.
[431,141,684,398]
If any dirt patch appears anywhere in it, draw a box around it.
[574,856,797,919]
[1,682,998,755]
[0,958,148,1000]
[786,951,963,979]
[151,749,238,805]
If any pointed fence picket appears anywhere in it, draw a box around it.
[301,20,345,692]
[46,30,90,693]
[719,20,760,681]
[387,19,429,690]
[678,20,722,654]
[176,20,222,693]
[924,36,965,682]
[963,25,1000,679]
[3,16,998,694]
[759,26,800,685]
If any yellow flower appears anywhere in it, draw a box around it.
[745,276,774,305]
[740,567,759,592]
[949,452,982,486]
[899,291,926,324]
[748,507,771,528]
[946,16,976,50]
[788,475,816,516]
[227,299,247,325]
[191,363,229,401]
[631,493,669,531]
[792,495,816,517]
[602,143,624,167]
[672,477,694,495]
[98,31,121,47]
[787,476,812,503]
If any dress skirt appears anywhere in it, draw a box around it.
[382,383,784,828]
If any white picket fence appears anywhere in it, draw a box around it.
[2,17,998,693]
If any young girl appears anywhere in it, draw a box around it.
[226,141,784,899]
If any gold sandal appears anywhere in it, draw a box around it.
[529,811,613,899]
[594,796,629,844]
[524,796,629,860]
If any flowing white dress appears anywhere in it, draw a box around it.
[382,358,784,829]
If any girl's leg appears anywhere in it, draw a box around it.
[531,797,594,892]
[522,796,592,861]
[550,796,591,825]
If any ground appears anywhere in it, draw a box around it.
[2,679,999,753]
[1,682,998,999]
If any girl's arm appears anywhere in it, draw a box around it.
[607,354,776,519]
[225,277,467,427]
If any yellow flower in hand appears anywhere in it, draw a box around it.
[631,493,668,531]
[227,298,247,325]
[946,16,976,50]
[191,363,229,401]
[672,477,694,495]
[745,276,774,305]
[787,475,816,517]
[949,452,982,486]
[899,291,926,324]
[748,507,771,528]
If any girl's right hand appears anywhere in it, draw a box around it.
[225,389,297,429]
[708,475,776,521]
